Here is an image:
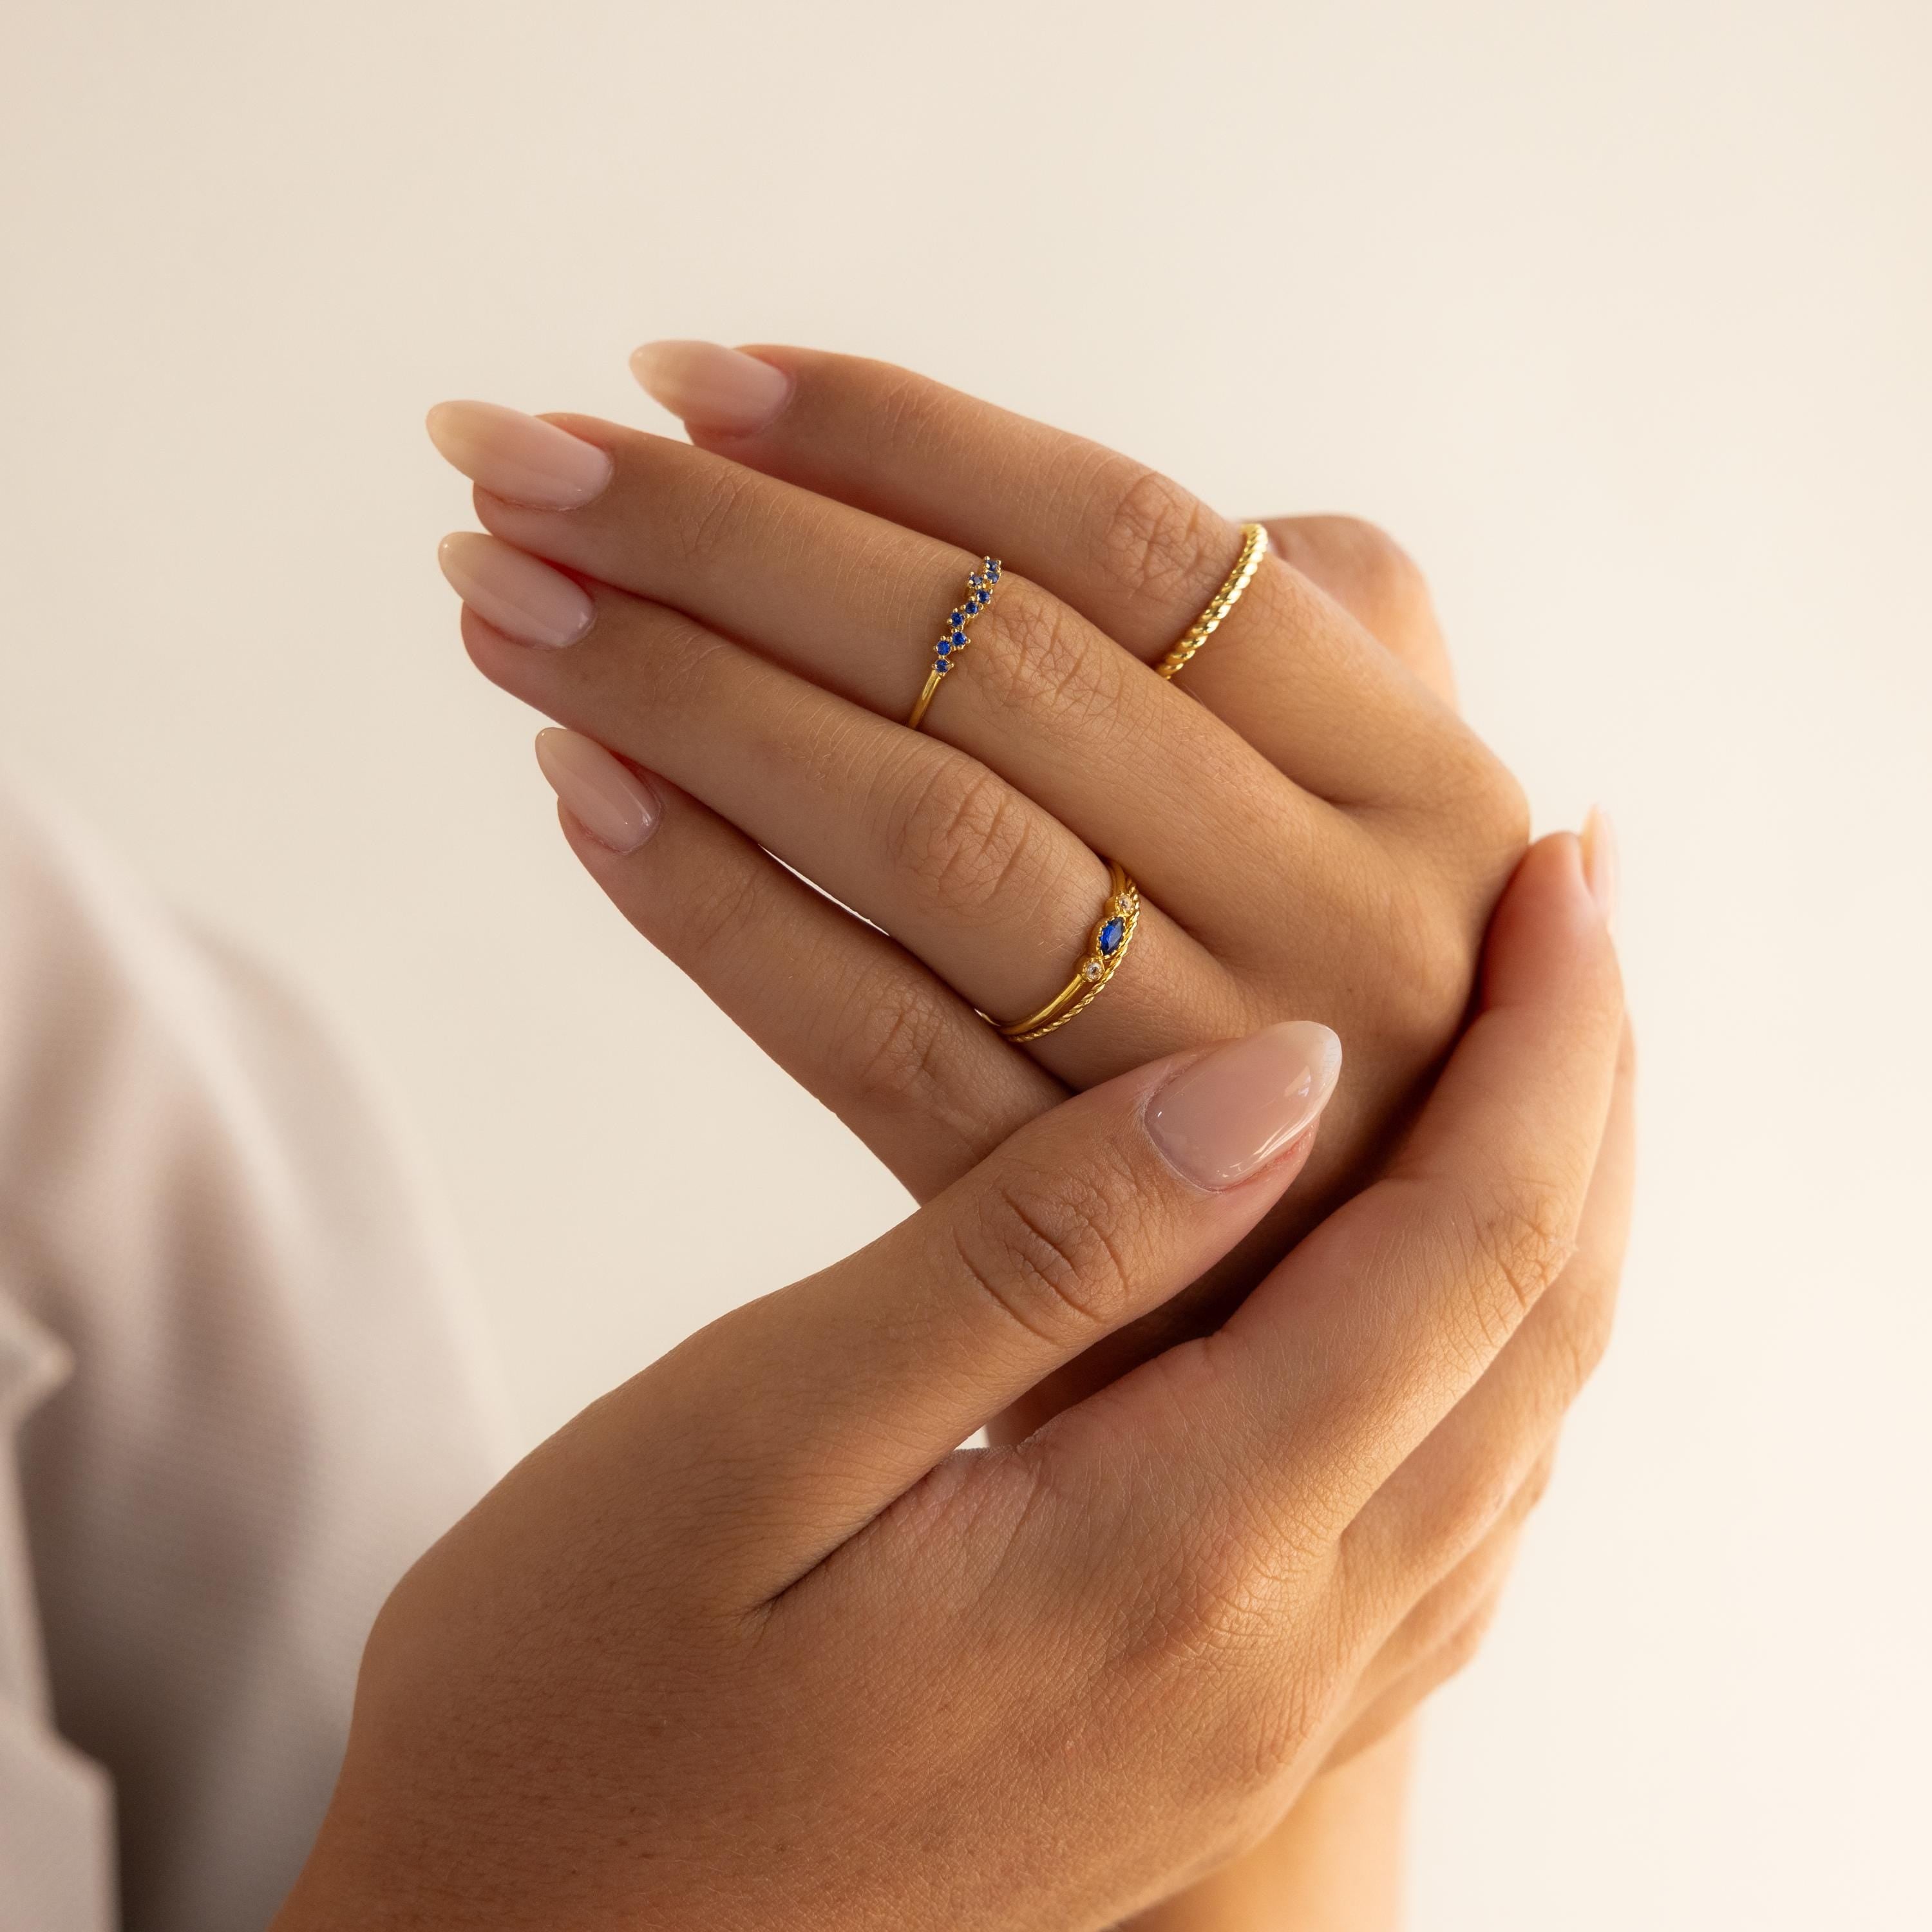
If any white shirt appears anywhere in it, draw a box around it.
[0,782,507,1931]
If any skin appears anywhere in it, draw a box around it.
[445,350,1534,1429]
[274,833,1629,1931]
[416,352,1634,1919]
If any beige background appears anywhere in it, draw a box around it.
[3,1,1927,1924]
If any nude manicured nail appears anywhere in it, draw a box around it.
[424,400,613,509]
[629,340,793,435]
[1582,806,1620,923]
[1145,1021,1343,1191]
[437,532,594,647]
[534,730,661,854]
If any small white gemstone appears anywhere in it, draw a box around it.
[1083,960,1104,982]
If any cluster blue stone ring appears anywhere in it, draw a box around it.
[906,555,1002,731]
[994,861,1142,1045]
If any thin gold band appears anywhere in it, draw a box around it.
[1155,522,1269,682]
[905,666,945,733]
[994,862,1141,1044]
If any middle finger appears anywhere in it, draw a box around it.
[445,540,1251,1082]
[432,402,1358,956]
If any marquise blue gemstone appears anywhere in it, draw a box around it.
[1099,917,1124,954]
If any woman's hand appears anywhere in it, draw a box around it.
[274,835,1625,1932]
[426,346,1532,1426]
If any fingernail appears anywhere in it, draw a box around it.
[1581,806,1619,923]
[425,400,613,509]
[629,340,792,436]
[534,730,661,854]
[438,532,594,648]
[1145,1020,1343,1191]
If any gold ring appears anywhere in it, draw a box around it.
[907,556,1003,731]
[1155,523,1269,682]
[995,862,1141,1044]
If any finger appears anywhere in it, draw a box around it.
[627,341,1487,808]
[430,399,1328,947]
[449,539,1253,1084]
[629,1018,1343,1602]
[532,728,1059,1200]
[1343,1443,1554,1718]
[1089,831,1622,1549]
[1318,1578,1512,1774]
[1256,515,1456,706]
[1341,1010,1636,1591]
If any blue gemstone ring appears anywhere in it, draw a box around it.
[906,555,1003,731]
[994,861,1142,1045]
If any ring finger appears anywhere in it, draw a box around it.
[625,341,1490,808]
[448,547,1249,1077]
[429,401,1368,960]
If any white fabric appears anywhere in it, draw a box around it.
[0,781,508,1930]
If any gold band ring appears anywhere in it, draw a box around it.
[994,862,1141,1044]
[1155,522,1270,682]
[907,556,1003,730]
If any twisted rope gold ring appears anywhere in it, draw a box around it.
[1155,523,1270,683]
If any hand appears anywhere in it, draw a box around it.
[429,348,1605,1799]
[274,835,1625,1932]
[427,345,1531,1430]
[429,348,1622,1814]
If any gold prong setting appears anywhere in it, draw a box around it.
[996,863,1141,1045]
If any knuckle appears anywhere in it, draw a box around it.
[1468,1184,1580,1344]
[677,859,768,962]
[1115,1550,1314,1795]
[1094,457,1224,605]
[886,753,1040,922]
[950,1158,1141,1347]
[979,585,1121,735]
[664,460,761,571]
[832,973,966,1119]
[1159,1533,1285,1663]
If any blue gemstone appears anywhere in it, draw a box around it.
[1099,917,1124,954]
[950,618,967,634]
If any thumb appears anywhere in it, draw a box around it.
[629,1019,1341,1604]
